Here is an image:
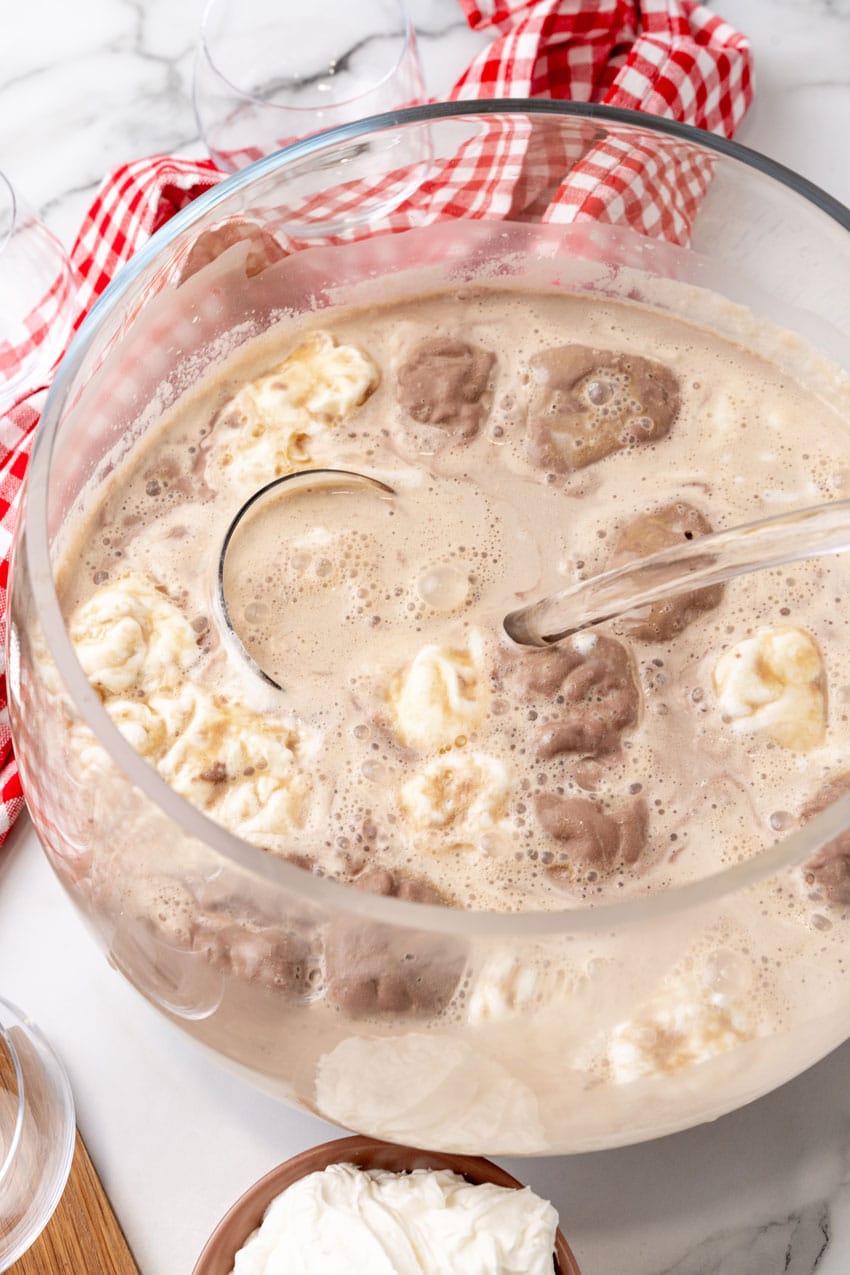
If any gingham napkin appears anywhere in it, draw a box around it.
[0,0,752,845]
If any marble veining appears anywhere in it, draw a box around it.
[1,3,850,1274]
[657,1204,831,1275]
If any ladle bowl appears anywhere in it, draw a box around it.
[218,468,395,688]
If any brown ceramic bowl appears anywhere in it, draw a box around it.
[193,1134,581,1274]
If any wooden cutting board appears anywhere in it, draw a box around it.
[11,1125,140,1275]
[0,1035,139,1275]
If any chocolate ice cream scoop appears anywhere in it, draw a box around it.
[178,218,285,283]
[802,773,850,903]
[535,793,649,879]
[397,337,496,438]
[324,867,464,1018]
[498,633,639,758]
[505,497,850,647]
[608,502,723,640]
[192,913,315,996]
[526,343,679,472]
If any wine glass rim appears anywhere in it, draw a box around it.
[197,0,417,115]
[0,170,16,257]
[24,99,850,939]
[0,1018,25,1193]
[0,996,76,1268]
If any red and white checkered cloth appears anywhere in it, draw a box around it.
[0,0,751,844]
[0,265,74,384]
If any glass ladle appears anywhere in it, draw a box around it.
[219,475,850,670]
[504,498,850,647]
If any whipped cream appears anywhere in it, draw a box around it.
[230,1162,559,1275]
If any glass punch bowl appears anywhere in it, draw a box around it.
[9,102,850,1154]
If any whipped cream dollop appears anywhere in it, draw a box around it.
[231,1162,559,1275]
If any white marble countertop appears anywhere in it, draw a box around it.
[2,2,850,1273]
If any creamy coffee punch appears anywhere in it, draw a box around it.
[47,238,850,1150]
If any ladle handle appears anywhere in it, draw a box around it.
[504,498,850,647]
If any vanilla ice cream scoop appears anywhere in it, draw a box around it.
[90,684,312,839]
[207,330,379,489]
[399,751,510,850]
[712,623,826,750]
[150,684,310,836]
[607,996,756,1083]
[230,1162,559,1275]
[69,572,199,695]
[70,571,313,839]
[467,951,575,1025]
[387,632,488,752]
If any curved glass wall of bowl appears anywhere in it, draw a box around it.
[691,155,850,365]
[219,109,601,247]
[194,0,426,175]
[15,104,850,1153]
[0,998,75,1268]
[0,173,76,412]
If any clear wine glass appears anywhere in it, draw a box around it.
[0,173,76,413]
[194,0,426,173]
[0,997,75,1269]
